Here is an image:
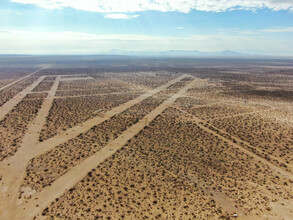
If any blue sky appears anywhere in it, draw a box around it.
[0,0,293,55]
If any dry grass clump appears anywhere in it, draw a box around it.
[184,103,255,120]
[0,79,17,88]
[2,61,293,219]
[56,89,136,97]
[227,89,293,102]
[24,93,48,100]
[0,77,39,107]
[32,79,54,92]
[184,83,244,103]
[22,99,162,191]
[186,82,222,95]
[39,77,190,141]
[135,108,292,216]
[0,67,37,87]
[175,97,213,108]
[106,72,178,89]
[41,107,292,219]
[166,81,188,90]
[210,113,293,169]
[39,94,139,141]
[41,146,223,219]
[22,82,188,192]
[261,106,293,123]
[44,76,56,80]
[56,78,136,97]
[190,78,293,103]
[55,89,138,97]
[0,98,44,160]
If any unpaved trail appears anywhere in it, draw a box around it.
[0,76,46,121]
[175,107,293,181]
[202,108,273,122]
[14,78,201,220]
[10,74,189,164]
[139,147,250,219]
[0,66,48,92]
[0,76,60,219]
[4,76,61,169]
[0,74,190,220]
[173,107,293,219]
[174,104,290,169]
[182,173,249,219]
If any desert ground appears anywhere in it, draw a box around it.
[0,56,292,219]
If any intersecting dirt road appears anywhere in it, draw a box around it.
[0,74,195,219]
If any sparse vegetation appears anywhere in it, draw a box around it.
[0,57,292,219]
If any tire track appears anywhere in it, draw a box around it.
[175,107,293,180]
[0,74,190,219]
[15,78,201,220]
[7,74,189,168]
[0,76,46,121]
[0,66,48,92]
[0,76,60,219]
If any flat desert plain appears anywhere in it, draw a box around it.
[0,56,292,219]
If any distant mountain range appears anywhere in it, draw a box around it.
[3,50,289,58]
[103,49,252,57]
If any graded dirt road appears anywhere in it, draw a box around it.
[12,74,189,164]
[15,78,201,220]
[175,107,293,181]
[0,74,191,220]
[0,76,60,219]
[0,76,46,121]
[0,66,48,92]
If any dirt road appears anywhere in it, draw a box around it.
[0,74,192,219]
[0,66,48,92]
[0,76,46,121]
[14,78,201,219]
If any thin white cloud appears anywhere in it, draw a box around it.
[176,27,185,29]
[0,29,293,55]
[261,27,293,33]
[104,14,140,19]
[10,0,293,13]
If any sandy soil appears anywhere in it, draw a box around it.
[0,66,47,92]
[0,74,193,219]
[0,76,46,121]
[0,59,292,220]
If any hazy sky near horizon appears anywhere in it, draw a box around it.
[0,0,293,55]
